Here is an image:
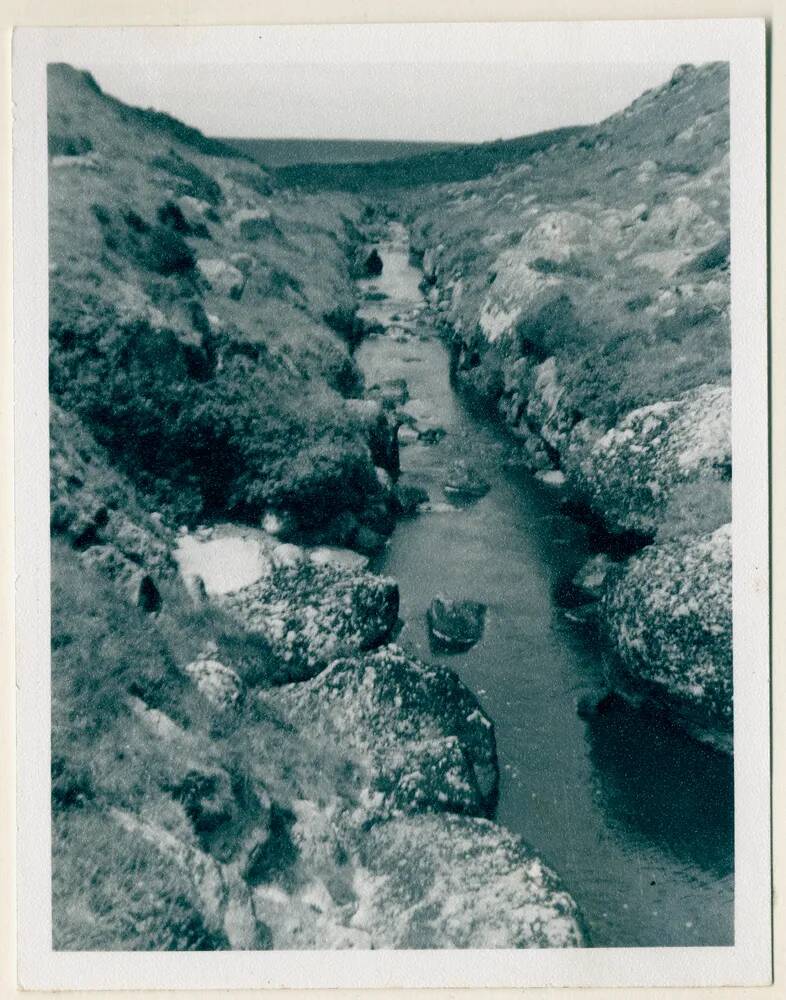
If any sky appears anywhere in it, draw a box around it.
[87,60,678,143]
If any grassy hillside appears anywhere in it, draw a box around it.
[48,63,390,530]
[271,126,587,192]
[227,138,462,168]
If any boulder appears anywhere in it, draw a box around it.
[427,597,487,652]
[272,644,497,815]
[602,523,732,751]
[353,813,584,948]
[571,554,613,603]
[217,559,399,682]
[196,258,246,299]
[566,383,731,538]
[443,460,491,503]
[184,644,244,710]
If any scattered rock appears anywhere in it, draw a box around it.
[443,460,491,502]
[427,596,487,652]
[571,554,612,603]
[196,258,246,299]
[262,510,298,540]
[184,646,243,710]
[535,469,567,487]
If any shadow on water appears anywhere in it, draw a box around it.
[583,696,734,879]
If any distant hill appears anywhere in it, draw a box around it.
[264,126,588,192]
[225,138,462,168]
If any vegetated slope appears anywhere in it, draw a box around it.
[49,62,390,530]
[227,138,463,168]
[271,126,587,192]
[404,63,732,750]
[48,64,585,951]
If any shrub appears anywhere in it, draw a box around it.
[49,133,93,157]
[150,150,223,206]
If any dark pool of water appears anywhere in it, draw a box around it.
[355,224,734,948]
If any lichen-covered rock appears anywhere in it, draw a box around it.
[568,383,731,538]
[271,645,498,816]
[351,813,584,948]
[217,560,399,681]
[602,523,732,751]
[196,257,245,298]
[184,643,244,710]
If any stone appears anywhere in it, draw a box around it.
[353,813,584,948]
[571,554,612,603]
[184,652,243,710]
[217,559,399,682]
[602,523,732,751]
[272,644,498,816]
[262,510,298,540]
[443,460,491,503]
[427,597,487,652]
[535,469,567,487]
[196,258,246,299]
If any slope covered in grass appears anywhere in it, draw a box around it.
[48,63,388,529]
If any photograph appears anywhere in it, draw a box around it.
[12,18,770,991]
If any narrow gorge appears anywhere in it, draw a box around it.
[48,60,733,951]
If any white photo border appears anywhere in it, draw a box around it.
[13,18,770,990]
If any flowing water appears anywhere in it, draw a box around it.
[355,222,734,948]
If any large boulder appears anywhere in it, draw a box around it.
[427,597,487,652]
[602,523,732,751]
[566,383,731,539]
[271,644,498,816]
[217,559,399,681]
[352,813,585,948]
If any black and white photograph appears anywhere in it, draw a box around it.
[12,17,770,991]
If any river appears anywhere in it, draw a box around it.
[355,222,734,948]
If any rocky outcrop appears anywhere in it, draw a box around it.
[217,556,399,682]
[565,383,731,539]
[352,813,584,948]
[272,644,498,817]
[601,524,732,751]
